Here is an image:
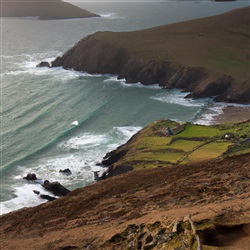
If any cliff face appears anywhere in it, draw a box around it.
[51,7,250,104]
[0,0,99,19]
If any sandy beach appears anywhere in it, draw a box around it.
[213,106,250,124]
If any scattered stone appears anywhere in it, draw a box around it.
[93,171,100,181]
[145,235,154,244]
[40,194,57,201]
[36,61,50,67]
[33,190,40,195]
[23,173,37,181]
[172,221,180,233]
[109,233,126,243]
[59,168,72,174]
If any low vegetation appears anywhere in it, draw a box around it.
[105,119,250,173]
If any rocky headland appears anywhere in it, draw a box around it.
[0,0,99,20]
[0,119,249,249]
[49,6,250,104]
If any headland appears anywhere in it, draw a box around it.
[49,6,250,104]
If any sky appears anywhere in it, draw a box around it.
[64,0,219,1]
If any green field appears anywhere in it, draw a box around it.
[108,120,250,171]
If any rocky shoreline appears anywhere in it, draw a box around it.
[43,7,250,104]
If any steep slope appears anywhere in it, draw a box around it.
[0,153,249,249]
[51,7,250,103]
[0,0,99,19]
[0,120,250,249]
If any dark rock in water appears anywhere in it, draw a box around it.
[33,190,40,195]
[40,194,57,201]
[59,168,72,174]
[36,61,50,68]
[42,180,70,196]
[93,171,101,181]
[95,162,103,166]
[23,173,37,181]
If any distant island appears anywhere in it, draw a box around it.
[49,7,250,104]
[0,0,99,20]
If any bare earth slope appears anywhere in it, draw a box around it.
[51,7,250,103]
[0,0,99,19]
[0,153,249,249]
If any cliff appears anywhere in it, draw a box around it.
[51,7,250,104]
[0,0,99,20]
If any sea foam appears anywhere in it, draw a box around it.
[0,126,141,215]
[0,183,53,215]
[150,91,204,107]
[100,13,125,19]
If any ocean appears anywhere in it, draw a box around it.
[1,0,249,214]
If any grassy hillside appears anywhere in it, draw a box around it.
[51,7,250,103]
[103,119,250,176]
[92,7,249,75]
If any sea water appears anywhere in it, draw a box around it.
[1,1,249,214]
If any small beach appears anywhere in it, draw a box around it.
[213,106,250,124]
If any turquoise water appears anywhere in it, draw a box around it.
[1,1,249,214]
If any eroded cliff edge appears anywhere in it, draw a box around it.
[51,7,250,103]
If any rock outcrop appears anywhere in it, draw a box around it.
[42,180,70,196]
[23,173,37,181]
[50,7,250,104]
[0,0,99,20]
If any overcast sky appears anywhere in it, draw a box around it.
[63,0,164,3]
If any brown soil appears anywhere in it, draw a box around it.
[1,153,249,249]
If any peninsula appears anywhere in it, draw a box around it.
[51,7,250,104]
[0,0,99,20]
